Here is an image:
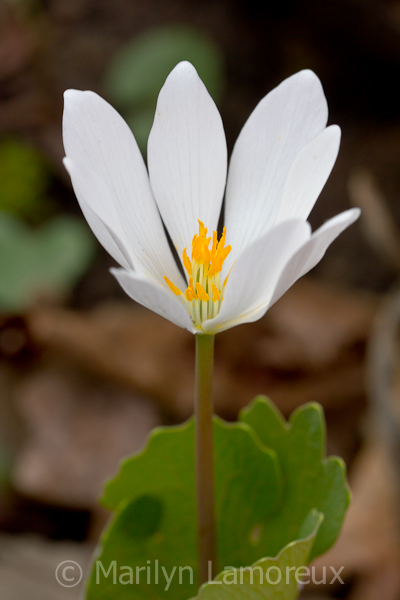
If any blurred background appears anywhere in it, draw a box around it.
[1,0,400,598]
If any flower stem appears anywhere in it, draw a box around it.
[195,333,216,585]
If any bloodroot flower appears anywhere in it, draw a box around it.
[62,62,359,334]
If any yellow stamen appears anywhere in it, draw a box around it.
[188,276,197,299]
[196,282,209,301]
[164,221,232,328]
[211,284,220,301]
[211,230,218,254]
[164,276,182,296]
[182,248,192,276]
[192,220,211,264]
[208,226,231,277]
[223,262,235,288]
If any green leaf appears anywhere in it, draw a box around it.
[85,399,350,600]
[192,511,323,600]
[86,418,282,599]
[0,213,95,312]
[240,397,350,560]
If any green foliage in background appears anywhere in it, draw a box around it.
[0,444,12,488]
[0,138,52,220]
[104,25,224,152]
[84,399,349,600]
[0,213,95,313]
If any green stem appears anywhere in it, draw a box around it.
[195,333,216,585]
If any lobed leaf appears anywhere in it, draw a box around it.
[240,397,350,560]
[85,398,350,599]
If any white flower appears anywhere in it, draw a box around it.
[62,61,359,335]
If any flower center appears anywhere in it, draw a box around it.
[164,220,232,328]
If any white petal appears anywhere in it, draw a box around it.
[201,220,311,334]
[205,208,359,333]
[111,268,195,333]
[224,70,328,259]
[276,125,341,224]
[63,90,182,285]
[148,61,227,259]
[242,208,361,326]
[269,208,361,307]
[63,157,133,270]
